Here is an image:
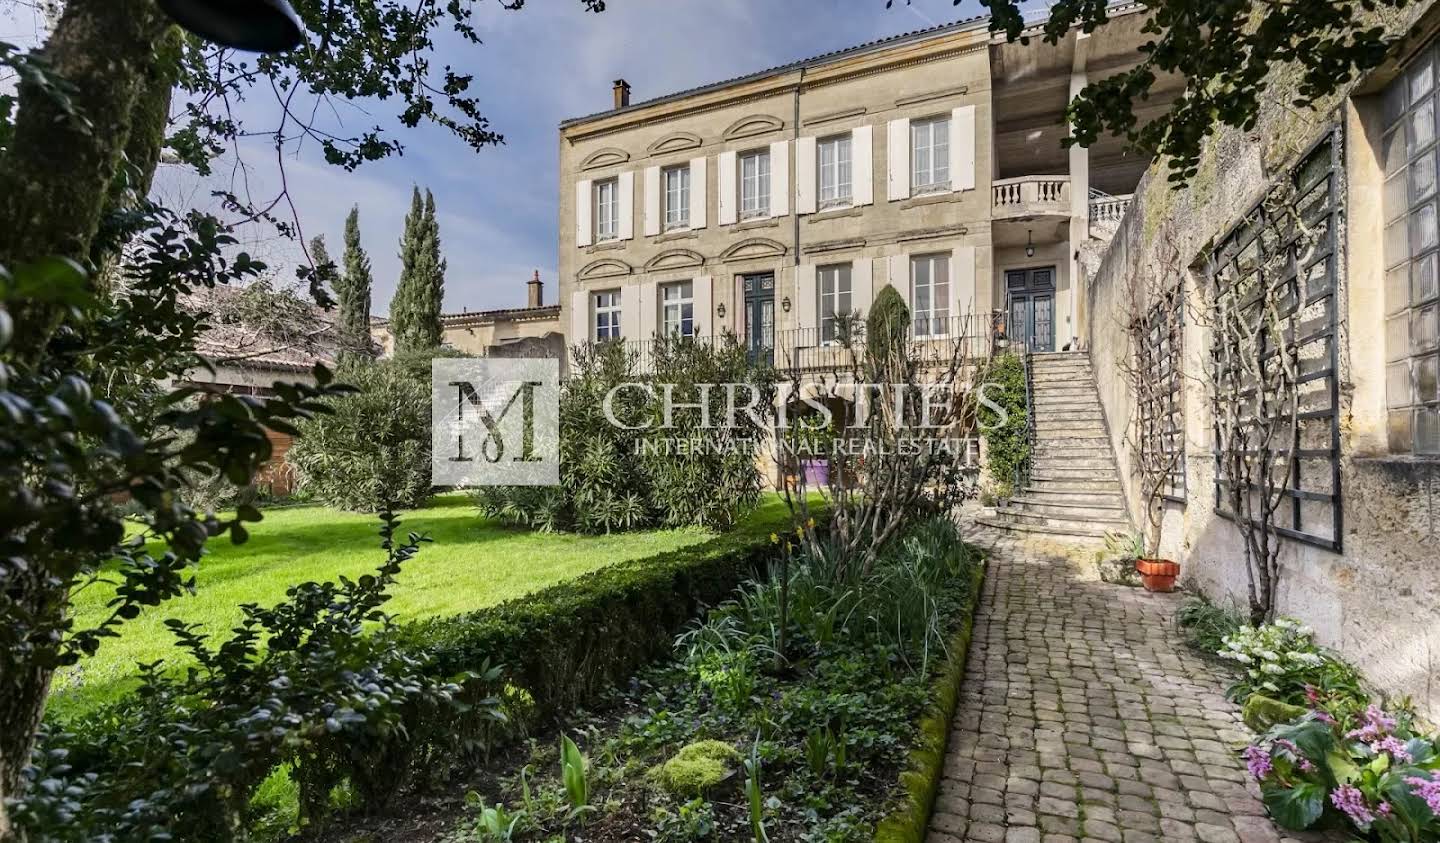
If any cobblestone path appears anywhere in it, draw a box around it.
[927,530,1333,843]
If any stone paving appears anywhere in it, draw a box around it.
[926,529,1336,843]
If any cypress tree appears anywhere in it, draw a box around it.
[417,189,446,347]
[388,187,426,351]
[338,206,374,360]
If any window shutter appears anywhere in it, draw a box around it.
[796,137,817,215]
[618,171,635,241]
[621,285,642,339]
[643,166,661,237]
[570,290,589,344]
[853,258,874,317]
[639,281,658,339]
[796,264,818,345]
[887,119,911,202]
[694,275,714,337]
[952,106,976,192]
[718,151,738,226]
[852,125,873,207]
[889,254,911,306]
[769,140,790,218]
[952,246,976,318]
[689,157,708,229]
[575,180,593,247]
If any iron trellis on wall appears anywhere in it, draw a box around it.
[1138,281,1188,503]
[1207,130,1344,553]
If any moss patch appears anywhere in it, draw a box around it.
[648,740,740,796]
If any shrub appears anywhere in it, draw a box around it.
[1246,706,1440,839]
[288,350,458,511]
[405,501,813,727]
[478,336,776,533]
[1216,618,1368,709]
[1175,594,1245,654]
[9,514,489,841]
[979,353,1029,497]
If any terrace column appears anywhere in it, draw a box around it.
[1068,33,1091,351]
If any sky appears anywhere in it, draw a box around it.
[3,0,997,316]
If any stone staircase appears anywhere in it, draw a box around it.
[978,351,1131,543]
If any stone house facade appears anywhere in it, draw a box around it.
[1081,3,1440,722]
[557,8,1180,370]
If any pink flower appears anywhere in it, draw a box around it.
[1243,745,1273,779]
[1371,736,1413,763]
[1405,773,1440,815]
[1346,705,1397,742]
[1331,784,1375,826]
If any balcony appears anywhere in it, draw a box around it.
[1088,191,1133,238]
[992,176,1071,219]
[616,314,998,376]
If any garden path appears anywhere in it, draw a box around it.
[926,528,1340,843]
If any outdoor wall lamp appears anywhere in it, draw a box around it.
[159,0,305,53]
[782,296,792,313]
[717,302,727,319]
[1025,230,1036,259]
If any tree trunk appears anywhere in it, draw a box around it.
[0,0,170,831]
[0,0,168,349]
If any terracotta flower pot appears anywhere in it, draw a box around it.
[1134,558,1180,593]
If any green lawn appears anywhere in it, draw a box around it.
[49,494,735,720]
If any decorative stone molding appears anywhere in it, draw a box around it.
[720,237,788,261]
[723,114,785,141]
[647,131,704,157]
[579,147,631,170]
[644,248,707,271]
[577,257,634,281]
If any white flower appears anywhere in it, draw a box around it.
[1260,650,1280,662]
[1261,662,1286,675]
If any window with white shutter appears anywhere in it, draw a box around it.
[662,281,695,337]
[911,253,951,338]
[594,290,622,340]
[593,179,619,241]
[818,264,853,344]
[663,165,691,230]
[740,149,771,219]
[817,135,852,208]
[911,116,951,195]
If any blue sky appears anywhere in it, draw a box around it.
[4,0,993,315]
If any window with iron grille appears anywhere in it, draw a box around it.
[1137,283,1186,503]
[1208,132,1343,552]
[818,264,852,345]
[662,281,695,338]
[1381,40,1440,455]
[911,253,951,338]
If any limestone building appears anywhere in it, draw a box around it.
[557,8,1180,367]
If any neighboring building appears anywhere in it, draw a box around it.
[558,7,1181,368]
[1076,3,1440,721]
[370,271,565,361]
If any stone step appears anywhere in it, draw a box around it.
[1028,477,1124,494]
[975,514,1117,541]
[1033,410,1104,422]
[1031,461,1117,472]
[1032,434,1111,447]
[1006,497,1127,520]
[1019,487,1127,505]
[1032,373,1096,384]
[1030,363,1094,375]
[1031,465,1121,480]
[1034,423,1107,437]
[991,506,1129,529]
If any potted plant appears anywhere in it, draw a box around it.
[1135,557,1180,592]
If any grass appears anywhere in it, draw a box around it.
[48,493,742,720]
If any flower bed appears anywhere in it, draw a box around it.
[437,516,986,842]
[1210,618,1440,842]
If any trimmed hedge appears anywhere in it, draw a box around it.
[875,555,988,843]
[405,502,815,725]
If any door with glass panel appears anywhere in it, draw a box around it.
[1005,268,1056,353]
[743,273,775,363]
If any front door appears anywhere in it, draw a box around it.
[743,273,775,363]
[1005,268,1056,353]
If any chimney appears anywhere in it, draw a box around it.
[527,270,544,308]
[613,79,631,110]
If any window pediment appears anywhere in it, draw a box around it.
[579,147,631,171]
[723,114,784,141]
[647,131,703,157]
[644,249,706,272]
[720,238,787,261]
[577,258,634,281]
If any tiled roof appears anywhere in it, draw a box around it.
[559,13,991,128]
[441,304,562,325]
